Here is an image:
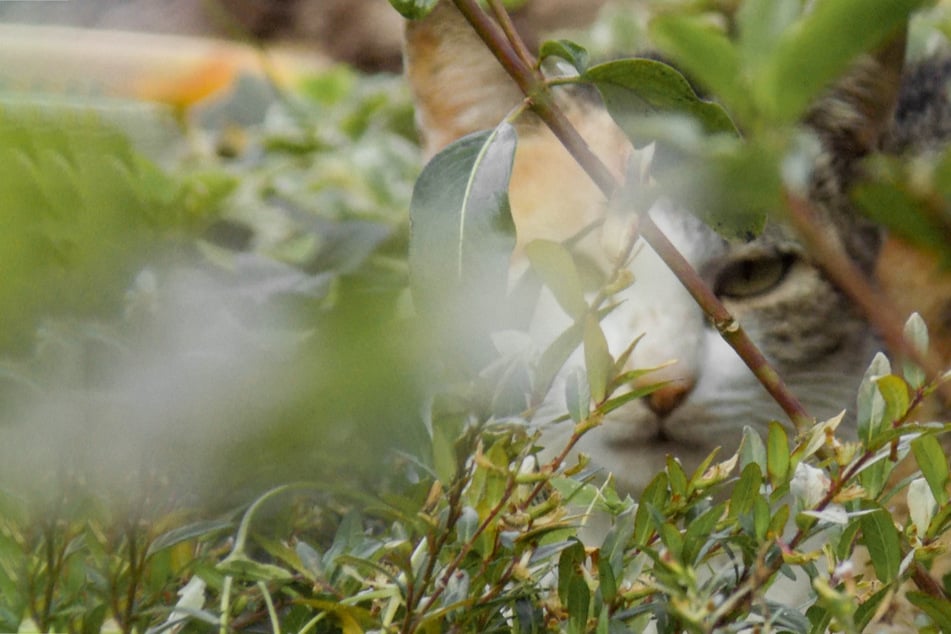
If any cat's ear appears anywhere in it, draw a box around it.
[404,1,524,158]
[805,29,907,158]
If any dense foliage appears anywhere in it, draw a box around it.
[0,1,949,633]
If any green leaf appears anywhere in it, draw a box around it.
[633,472,668,547]
[859,504,901,585]
[740,425,767,472]
[912,435,950,506]
[388,0,439,19]
[558,540,590,634]
[875,374,910,427]
[757,0,925,122]
[598,380,670,417]
[585,58,738,147]
[907,592,951,632]
[753,496,770,541]
[682,503,723,565]
[583,314,612,403]
[736,0,801,68]
[146,519,235,558]
[766,421,790,488]
[729,463,762,520]
[659,522,684,563]
[540,39,590,74]
[525,240,587,319]
[649,15,743,114]
[409,123,517,366]
[853,181,951,260]
[666,456,688,500]
[217,554,295,582]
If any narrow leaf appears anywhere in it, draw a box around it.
[912,434,950,505]
[859,505,901,585]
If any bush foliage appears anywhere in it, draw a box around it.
[0,1,950,633]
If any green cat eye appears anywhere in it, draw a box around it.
[714,253,797,299]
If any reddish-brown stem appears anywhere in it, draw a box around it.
[784,193,951,404]
[450,0,814,431]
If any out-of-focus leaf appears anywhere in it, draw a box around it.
[648,15,742,113]
[147,519,235,558]
[409,123,517,369]
[585,58,737,148]
[525,240,587,319]
[389,0,440,19]
[757,0,926,122]
[854,181,951,262]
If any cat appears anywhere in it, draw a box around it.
[404,1,950,495]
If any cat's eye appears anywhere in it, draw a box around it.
[714,254,797,299]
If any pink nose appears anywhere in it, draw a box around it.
[646,380,695,418]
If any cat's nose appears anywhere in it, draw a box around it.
[646,379,695,418]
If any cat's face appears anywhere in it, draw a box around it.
[405,1,900,494]
[552,200,875,492]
